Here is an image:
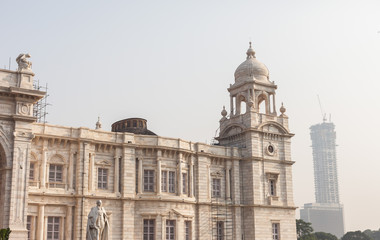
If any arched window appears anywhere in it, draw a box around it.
[0,143,8,228]
[240,101,247,114]
[258,94,267,114]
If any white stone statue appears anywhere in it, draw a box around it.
[86,200,110,240]
[16,53,32,71]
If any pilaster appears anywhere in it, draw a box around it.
[157,158,162,195]
[189,157,194,198]
[114,156,119,193]
[177,153,183,196]
[35,205,44,240]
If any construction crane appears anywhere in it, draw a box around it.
[317,95,327,122]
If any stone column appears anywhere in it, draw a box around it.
[189,159,194,198]
[230,96,233,115]
[266,94,270,114]
[226,167,231,199]
[177,153,183,196]
[161,216,166,240]
[236,99,241,115]
[9,137,33,238]
[114,156,119,193]
[232,160,240,204]
[82,142,90,195]
[138,158,143,193]
[88,153,95,191]
[68,147,74,190]
[43,216,47,240]
[29,216,35,240]
[177,218,183,240]
[65,206,72,239]
[157,158,161,194]
[40,144,47,189]
[60,216,65,240]
[273,93,277,115]
[36,205,44,240]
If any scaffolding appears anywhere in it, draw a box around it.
[211,192,233,239]
[33,79,49,123]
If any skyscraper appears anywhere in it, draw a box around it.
[300,121,345,238]
[310,122,340,204]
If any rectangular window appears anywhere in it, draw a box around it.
[217,221,224,240]
[98,168,108,189]
[143,219,155,240]
[212,178,221,198]
[168,171,175,193]
[144,170,155,192]
[47,217,60,240]
[185,221,191,240]
[29,163,35,180]
[49,165,62,182]
[182,173,187,194]
[166,220,175,240]
[272,223,279,240]
[27,216,31,240]
[270,179,276,196]
[161,171,167,192]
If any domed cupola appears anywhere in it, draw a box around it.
[234,42,269,83]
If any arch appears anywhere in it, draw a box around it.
[0,129,12,167]
[257,121,290,135]
[257,92,268,114]
[236,93,247,115]
[219,123,245,138]
[0,136,11,229]
[49,154,65,164]
[0,145,5,169]
[240,101,247,114]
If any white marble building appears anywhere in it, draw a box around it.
[0,45,297,240]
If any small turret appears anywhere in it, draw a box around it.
[95,117,102,130]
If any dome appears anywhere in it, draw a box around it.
[234,43,269,83]
[111,118,157,135]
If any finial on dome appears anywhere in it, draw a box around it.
[280,102,287,116]
[246,42,256,59]
[221,106,227,117]
[95,116,102,130]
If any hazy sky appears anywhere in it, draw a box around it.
[1,0,380,232]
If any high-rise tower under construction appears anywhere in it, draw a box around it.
[311,122,340,204]
[300,121,345,238]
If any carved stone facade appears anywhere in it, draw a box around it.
[0,45,296,240]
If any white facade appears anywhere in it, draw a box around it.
[0,45,297,240]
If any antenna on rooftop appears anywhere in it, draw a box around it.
[317,95,327,122]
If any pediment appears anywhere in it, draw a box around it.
[258,121,289,134]
[96,160,112,166]
[220,124,245,138]
[211,170,223,178]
